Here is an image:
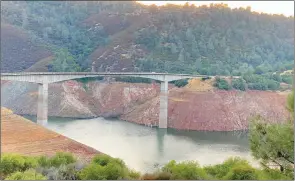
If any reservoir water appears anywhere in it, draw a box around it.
[25,116,257,173]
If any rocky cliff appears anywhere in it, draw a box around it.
[1,80,289,131]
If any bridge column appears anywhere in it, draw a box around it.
[159,81,168,128]
[37,83,48,126]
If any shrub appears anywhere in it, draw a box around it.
[128,169,141,180]
[36,156,50,168]
[49,152,76,168]
[204,157,251,179]
[223,165,258,180]
[37,163,78,180]
[173,79,188,87]
[267,81,280,90]
[214,77,231,90]
[78,164,106,180]
[232,78,247,91]
[4,169,46,180]
[78,154,129,180]
[0,154,26,177]
[282,75,293,84]
[0,154,38,178]
[162,160,208,180]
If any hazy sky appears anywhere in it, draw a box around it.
[137,1,294,17]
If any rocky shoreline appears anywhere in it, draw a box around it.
[1,80,290,131]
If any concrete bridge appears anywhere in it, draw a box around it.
[1,72,236,128]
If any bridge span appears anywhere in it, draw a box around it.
[1,72,237,128]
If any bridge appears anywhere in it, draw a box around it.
[1,72,237,128]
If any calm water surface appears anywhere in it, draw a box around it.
[25,116,257,172]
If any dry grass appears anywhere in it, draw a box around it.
[169,97,188,102]
[280,69,293,75]
[1,107,13,116]
[185,78,214,92]
[25,56,54,72]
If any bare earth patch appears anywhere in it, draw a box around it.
[1,107,100,162]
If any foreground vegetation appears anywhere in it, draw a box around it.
[1,153,293,180]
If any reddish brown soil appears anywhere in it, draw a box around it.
[122,88,290,131]
[1,108,100,161]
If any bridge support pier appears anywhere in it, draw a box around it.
[37,83,48,126]
[159,81,168,129]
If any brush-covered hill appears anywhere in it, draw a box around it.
[1,23,53,72]
[1,2,293,84]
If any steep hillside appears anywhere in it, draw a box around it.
[1,107,99,161]
[89,3,294,76]
[1,23,53,72]
[1,2,293,91]
[1,1,293,75]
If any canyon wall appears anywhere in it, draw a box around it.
[1,80,289,131]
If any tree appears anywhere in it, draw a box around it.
[249,114,294,176]
[51,49,81,72]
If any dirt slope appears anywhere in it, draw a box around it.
[1,107,99,161]
[1,80,289,131]
[1,23,53,72]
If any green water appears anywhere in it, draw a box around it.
[24,115,257,172]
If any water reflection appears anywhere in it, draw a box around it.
[23,115,255,172]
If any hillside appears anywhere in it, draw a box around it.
[1,1,293,90]
[1,23,53,72]
[1,107,99,161]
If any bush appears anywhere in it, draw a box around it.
[223,165,258,180]
[36,156,50,168]
[0,154,37,178]
[127,169,141,180]
[37,163,79,180]
[162,160,208,180]
[78,154,129,180]
[214,77,231,90]
[232,78,247,91]
[267,81,280,90]
[204,157,251,179]
[49,152,76,168]
[173,79,188,87]
[0,154,26,177]
[281,75,293,84]
[4,169,46,180]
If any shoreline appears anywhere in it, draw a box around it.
[21,114,253,132]
[1,107,101,162]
